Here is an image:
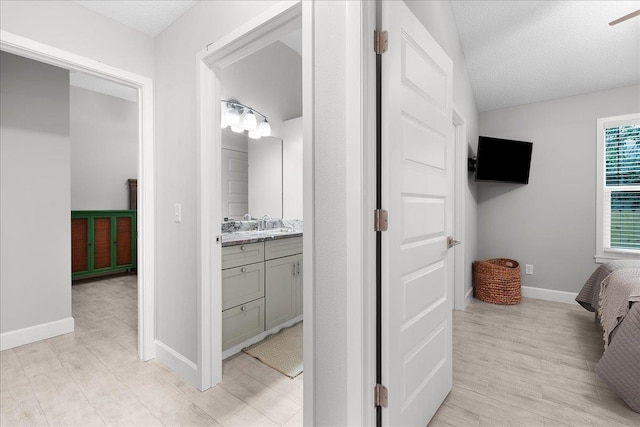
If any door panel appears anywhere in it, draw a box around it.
[222,149,249,220]
[381,1,454,425]
[265,254,300,330]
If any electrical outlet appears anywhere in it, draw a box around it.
[525,264,533,275]
[174,204,182,223]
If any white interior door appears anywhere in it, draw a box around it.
[381,1,454,425]
[221,149,248,220]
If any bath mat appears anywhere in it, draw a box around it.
[243,321,302,378]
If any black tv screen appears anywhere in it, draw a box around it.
[475,136,533,184]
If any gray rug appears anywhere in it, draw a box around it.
[243,321,303,378]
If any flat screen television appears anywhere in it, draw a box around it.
[474,136,533,184]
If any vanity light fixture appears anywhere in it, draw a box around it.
[243,110,257,130]
[259,119,271,137]
[221,100,269,139]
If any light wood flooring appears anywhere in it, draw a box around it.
[0,275,303,427]
[2,276,639,426]
[430,297,640,427]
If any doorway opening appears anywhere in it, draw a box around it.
[218,27,303,368]
[69,70,141,357]
[0,31,155,360]
[195,0,312,408]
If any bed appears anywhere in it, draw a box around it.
[576,260,640,413]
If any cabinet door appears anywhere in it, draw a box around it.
[71,217,89,274]
[222,242,264,269]
[295,258,303,316]
[222,262,265,311]
[265,254,301,330]
[115,214,135,268]
[92,216,113,270]
[222,298,265,351]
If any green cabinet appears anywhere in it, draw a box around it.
[71,210,136,280]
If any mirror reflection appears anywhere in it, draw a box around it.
[219,32,302,222]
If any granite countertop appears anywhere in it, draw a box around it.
[221,229,303,247]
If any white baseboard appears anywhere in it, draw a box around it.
[521,286,578,305]
[464,287,473,309]
[0,317,74,351]
[155,340,199,387]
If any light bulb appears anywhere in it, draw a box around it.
[226,106,240,126]
[259,120,271,137]
[231,125,244,133]
[243,110,257,130]
[248,129,261,139]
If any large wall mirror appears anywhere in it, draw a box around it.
[219,28,302,222]
[221,116,302,221]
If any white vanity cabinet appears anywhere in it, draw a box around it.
[221,236,302,353]
[221,242,266,351]
[265,253,302,330]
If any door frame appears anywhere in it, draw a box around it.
[453,107,469,310]
[195,0,308,390]
[0,30,156,361]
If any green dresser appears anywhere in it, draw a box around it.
[71,210,137,280]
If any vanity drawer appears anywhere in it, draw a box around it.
[222,298,265,351]
[222,263,265,311]
[222,242,264,269]
[265,236,303,260]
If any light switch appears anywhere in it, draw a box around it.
[174,204,182,223]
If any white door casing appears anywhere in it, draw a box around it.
[381,1,454,425]
[0,29,155,361]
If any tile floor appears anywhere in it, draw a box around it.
[0,275,303,427]
[3,275,639,426]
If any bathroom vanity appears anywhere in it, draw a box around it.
[221,231,302,356]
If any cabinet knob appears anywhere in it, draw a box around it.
[241,306,247,311]
[240,246,246,251]
[241,267,246,273]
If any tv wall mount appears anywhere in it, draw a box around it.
[468,156,477,172]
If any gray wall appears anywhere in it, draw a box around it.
[406,0,480,303]
[0,52,71,333]
[154,0,279,365]
[0,1,154,79]
[478,84,640,293]
[70,86,138,210]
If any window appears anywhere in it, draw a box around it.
[596,113,640,263]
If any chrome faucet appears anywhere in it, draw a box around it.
[242,213,252,220]
[260,214,272,231]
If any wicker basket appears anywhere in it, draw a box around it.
[473,258,521,305]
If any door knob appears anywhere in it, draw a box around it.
[447,236,461,249]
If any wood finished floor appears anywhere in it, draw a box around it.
[2,276,639,426]
[429,297,640,427]
[0,275,303,427]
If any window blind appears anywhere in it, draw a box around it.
[604,124,640,251]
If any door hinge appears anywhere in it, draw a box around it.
[374,383,388,408]
[374,30,388,54]
[374,209,388,232]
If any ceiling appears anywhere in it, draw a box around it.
[74,1,198,37]
[451,1,640,112]
[73,1,640,113]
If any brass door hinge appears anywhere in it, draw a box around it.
[374,383,388,408]
[374,30,388,54]
[374,209,388,232]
